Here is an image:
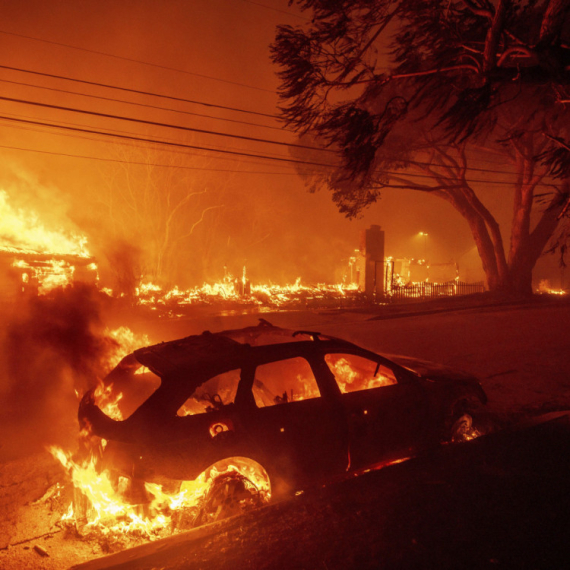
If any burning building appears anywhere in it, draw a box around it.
[0,190,97,298]
[0,249,98,299]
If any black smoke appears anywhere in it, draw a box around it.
[0,284,118,460]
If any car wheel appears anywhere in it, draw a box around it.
[444,399,493,444]
[195,470,266,526]
[449,413,480,443]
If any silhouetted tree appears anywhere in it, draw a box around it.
[271,0,570,294]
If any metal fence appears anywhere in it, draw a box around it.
[390,280,485,301]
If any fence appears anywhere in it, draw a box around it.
[390,280,485,302]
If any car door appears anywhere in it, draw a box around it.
[239,355,348,489]
[136,367,248,482]
[323,351,429,470]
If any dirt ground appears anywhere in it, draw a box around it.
[1,294,569,569]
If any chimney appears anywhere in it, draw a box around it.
[357,225,385,300]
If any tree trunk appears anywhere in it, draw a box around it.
[440,189,503,291]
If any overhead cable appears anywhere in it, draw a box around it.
[0,113,301,167]
[0,30,274,93]
[0,142,302,174]
[0,64,279,120]
[0,114,557,188]
[0,66,528,171]
[0,114,334,168]
[0,77,288,133]
[0,95,334,153]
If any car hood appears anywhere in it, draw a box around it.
[385,354,479,382]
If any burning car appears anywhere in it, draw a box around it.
[78,320,488,523]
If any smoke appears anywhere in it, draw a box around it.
[0,284,119,461]
[98,238,143,296]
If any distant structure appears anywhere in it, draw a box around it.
[356,225,385,300]
[0,249,97,299]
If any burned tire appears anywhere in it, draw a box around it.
[444,399,495,444]
[449,413,479,443]
[195,470,266,526]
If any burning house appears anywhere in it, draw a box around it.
[0,248,97,299]
[0,190,98,298]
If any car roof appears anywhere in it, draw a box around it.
[132,320,352,378]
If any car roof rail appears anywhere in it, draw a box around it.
[292,330,323,341]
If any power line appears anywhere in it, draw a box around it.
[0,93,533,175]
[0,64,279,120]
[0,142,303,175]
[0,112,302,168]
[0,111,528,181]
[0,114,334,168]
[0,66,526,171]
[0,95,334,153]
[407,158,530,178]
[0,77,289,134]
[0,114,558,189]
[0,30,274,94]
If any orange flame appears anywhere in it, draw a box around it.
[49,446,270,541]
[0,190,90,257]
[1,190,96,294]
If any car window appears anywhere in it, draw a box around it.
[177,369,240,416]
[106,369,162,420]
[252,357,320,408]
[325,353,397,394]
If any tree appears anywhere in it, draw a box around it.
[98,144,227,291]
[271,0,570,294]
[96,143,283,292]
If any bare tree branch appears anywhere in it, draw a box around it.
[460,0,495,20]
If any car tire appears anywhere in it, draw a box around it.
[195,470,266,526]
[444,399,494,444]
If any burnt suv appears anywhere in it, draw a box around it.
[79,320,488,501]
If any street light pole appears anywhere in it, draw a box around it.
[419,232,428,260]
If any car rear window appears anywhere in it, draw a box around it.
[252,357,320,407]
[325,353,397,394]
[177,368,241,416]
[99,368,162,421]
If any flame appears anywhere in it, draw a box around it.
[0,190,90,257]
[92,382,124,421]
[49,446,270,542]
[537,279,566,296]
[105,326,151,370]
[49,325,271,544]
[129,275,360,312]
[450,414,482,443]
[1,190,96,294]
[88,326,153,421]
[326,355,397,393]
